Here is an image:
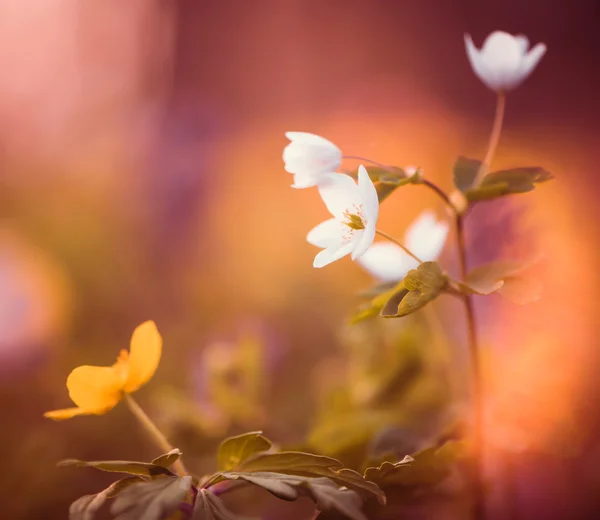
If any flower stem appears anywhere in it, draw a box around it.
[124,393,188,477]
[473,93,506,187]
[421,179,455,210]
[375,229,423,264]
[456,214,485,520]
[343,155,393,171]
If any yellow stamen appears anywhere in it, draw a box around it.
[343,212,365,230]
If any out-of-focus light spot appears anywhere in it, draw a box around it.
[0,229,72,373]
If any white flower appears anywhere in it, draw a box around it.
[464,31,546,92]
[307,166,379,268]
[357,210,449,282]
[283,132,342,188]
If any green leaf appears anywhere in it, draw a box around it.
[350,283,403,324]
[348,166,406,183]
[151,449,183,469]
[218,472,369,520]
[362,456,414,488]
[194,489,257,520]
[381,262,446,318]
[110,475,193,520]
[58,458,175,477]
[236,451,385,504]
[460,260,542,304]
[69,478,145,520]
[217,431,272,471]
[364,441,463,488]
[453,156,482,193]
[348,165,420,203]
[466,167,553,202]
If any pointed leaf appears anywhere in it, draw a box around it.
[453,156,482,193]
[350,283,403,324]
[194,489,257,520]
[110,475,193,520]
[69,477,144,520]
[466,167,553,202]
[460,260,542,304]
[218,431,272,471]
[362,456,414,487]
[151,449,183,468]
[58,458,175,477]
[237,451,385,504]
[364,441,463,488]
[381,262,446,318]
[218,472,369,520]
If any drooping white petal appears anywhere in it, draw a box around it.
[357,242,409,282]
[283,132,342,188]
[313,240,356,268]
[317,173,361,217]
[519,43,547,81]
[307,218,344,248]
[291,172,319,189]
[404,210,449,263]
[357,165,379,225]
[285,132,339,148]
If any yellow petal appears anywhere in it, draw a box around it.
[44,407,92,421]
[67,365,124,413]
[123,320,162,393]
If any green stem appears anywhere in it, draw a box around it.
[473,93,506,187]
[421,179,455,210]
[456,215,485,520]
[375,229,423,264]
[124,393,188,477]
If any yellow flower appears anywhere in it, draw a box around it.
[44,321,162,420]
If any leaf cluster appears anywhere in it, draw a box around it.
[62,432,385,520]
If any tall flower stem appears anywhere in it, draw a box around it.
[375,229,423,263]
[456,215,485,520]
[473,93,506,187]
[124,393,188,477]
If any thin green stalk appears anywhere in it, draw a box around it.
[456,214,485,520]
[124,393,188,477]
[473,93,506,187]
[375,229,423,263]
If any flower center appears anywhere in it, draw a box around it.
[113,349,130,385]
[341,204,366,242]
[342,204,366,230]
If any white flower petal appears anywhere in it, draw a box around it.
[291,173,319,189]
[283,132,342,188]
[313,241,356,268]
[519,42,547,81]
[307,218,344,248]
[285,132,338,148]
[515,35,530,54]
[317,173,361,217]
[404,210,449,263]
[351,220,376,260]
[357,242,409,282]
[465,31,546,92]
[464,34,491,87]
[357,165,379,225]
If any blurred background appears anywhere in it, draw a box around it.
[1,0,599,518]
